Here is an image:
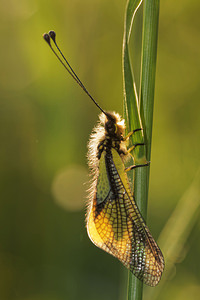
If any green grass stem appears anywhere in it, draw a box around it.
[122,0,160,299]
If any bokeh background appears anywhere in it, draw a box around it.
[1,0,200,299]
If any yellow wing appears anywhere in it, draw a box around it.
[87,148,164,287]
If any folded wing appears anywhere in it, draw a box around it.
[87,149,164,286]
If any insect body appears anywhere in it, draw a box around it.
[43,31,164,287]
[87,112,164,286]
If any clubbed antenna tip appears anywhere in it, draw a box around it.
[49,30,56,43]
[43,33,51,46]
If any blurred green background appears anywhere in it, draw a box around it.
[1,0,200,299]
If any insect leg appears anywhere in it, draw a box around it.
[127,143,145,153]
[123,128,143,141]
[125,161,150,172]
[124,129,148,171]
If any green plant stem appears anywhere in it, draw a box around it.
[123,0,160,299]
[139,0,160,164]
[123,0,146,165]
[135,0,160,220]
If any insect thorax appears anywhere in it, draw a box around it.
[95,111,127,159]
[87,111,128,173]
[97,135,126,160]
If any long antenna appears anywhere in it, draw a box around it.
[43,30,108,117]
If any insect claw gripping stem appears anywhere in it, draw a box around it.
[123,128,143,141]
[127,143,145,153]
[125,161,150,172]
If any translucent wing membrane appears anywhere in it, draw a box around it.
[87,149,164,287]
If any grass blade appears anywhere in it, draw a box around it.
[122,0,160,299]
[123,0,146,165]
